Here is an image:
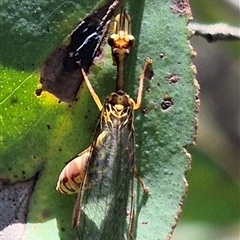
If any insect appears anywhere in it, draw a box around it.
[56,9,151,239]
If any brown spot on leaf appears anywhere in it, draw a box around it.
[36,0,120,103]
[144,64,154,80]
[159,53,165,59]
[146,87,151,92]
[38,46,84,103]
[171,0,192,15]
[142,108,148,115]
[35,88,43,96]
[161,96,173,110]
[166,74,180,83]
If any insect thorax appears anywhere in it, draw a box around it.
[102,90,134,129]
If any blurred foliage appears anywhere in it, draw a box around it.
[173,0,240,239]
[183,147,239,223]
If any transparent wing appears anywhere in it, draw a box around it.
[77,106,135,240]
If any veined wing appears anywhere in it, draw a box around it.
[75,94,135,240]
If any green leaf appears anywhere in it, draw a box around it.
[0,0,197,239]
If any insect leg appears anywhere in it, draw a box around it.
[79,64,103,111]
[128,165,136,239]
[134,58,152,110]
[134,165,149,193]
[72,162,89,228]
[128,202,135,239]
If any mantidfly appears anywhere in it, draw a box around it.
[56,9,151,239]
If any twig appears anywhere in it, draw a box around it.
[189,22,240,42]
